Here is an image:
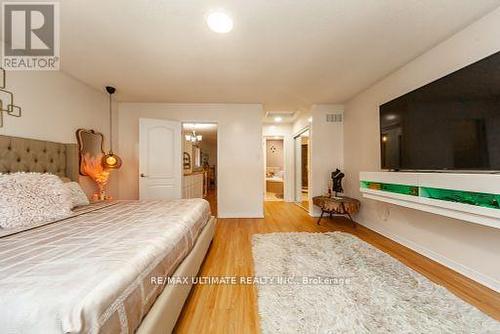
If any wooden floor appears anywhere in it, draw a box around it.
[205,187,217,217]
[174,196,500,333]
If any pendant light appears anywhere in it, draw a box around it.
[102,86,122,169]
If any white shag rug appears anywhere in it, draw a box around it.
[252,232,500,333]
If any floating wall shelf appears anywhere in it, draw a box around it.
[359,172,500,229]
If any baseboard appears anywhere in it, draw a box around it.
[358,219,500,293]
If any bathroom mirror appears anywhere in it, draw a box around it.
[76,128,105,176]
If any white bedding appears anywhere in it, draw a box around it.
[0,199,211,333]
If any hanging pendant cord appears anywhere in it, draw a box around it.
[109,93,113,153]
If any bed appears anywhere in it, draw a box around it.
[0,135,216,333]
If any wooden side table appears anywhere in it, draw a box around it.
[312,195,360,227]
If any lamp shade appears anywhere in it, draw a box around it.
[102,152,122,169]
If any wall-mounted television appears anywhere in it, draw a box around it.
[380,51,500,171]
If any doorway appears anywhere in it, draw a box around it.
[264,137,285,201]
[294,128,310,211]
[182,122,218,216]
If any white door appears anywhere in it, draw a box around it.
[139,118,182,200]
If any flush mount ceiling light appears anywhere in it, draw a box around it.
[274,116,283,122]
[206,11,233,33]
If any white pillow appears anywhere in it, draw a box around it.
[0,173,73,229]
[64,182,90,208]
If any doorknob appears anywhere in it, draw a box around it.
[140,173,147,178]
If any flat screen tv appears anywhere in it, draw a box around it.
[380,51,500,171]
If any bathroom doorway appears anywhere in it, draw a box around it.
[294,128,310,211]
[264,137,285,201]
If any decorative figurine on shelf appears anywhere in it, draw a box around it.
[331,169,345,198]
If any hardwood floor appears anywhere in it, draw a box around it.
[174,200,500,333]
[205,187,217,217]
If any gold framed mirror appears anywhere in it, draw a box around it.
[76,128,105,176]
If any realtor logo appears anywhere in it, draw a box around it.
[2,2,60,70]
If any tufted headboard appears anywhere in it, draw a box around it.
[0,135,79,181]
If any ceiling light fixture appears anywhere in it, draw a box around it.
[185,130,203,144]
[207,11,233,33]
[274,116,283,122]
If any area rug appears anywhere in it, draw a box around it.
[252,232,499,333]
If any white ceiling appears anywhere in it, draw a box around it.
[60,0,500,110]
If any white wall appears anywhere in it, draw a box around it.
[343,8,500,291]
[117,103,264,218]
[292,110,311,134]
[0,71,116,197]
[309,105,344,215]
[263,123,294,202]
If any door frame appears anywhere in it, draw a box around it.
[263,135,286,202]
[293,126,311,212]
[181,121,219,215]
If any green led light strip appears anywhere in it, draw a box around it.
[360,181,500,210]
[420,187,500,210]
[360,181,419,196]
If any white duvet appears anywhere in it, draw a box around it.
[0,199,210,333]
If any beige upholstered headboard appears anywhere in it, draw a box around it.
[0,135,79,181]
